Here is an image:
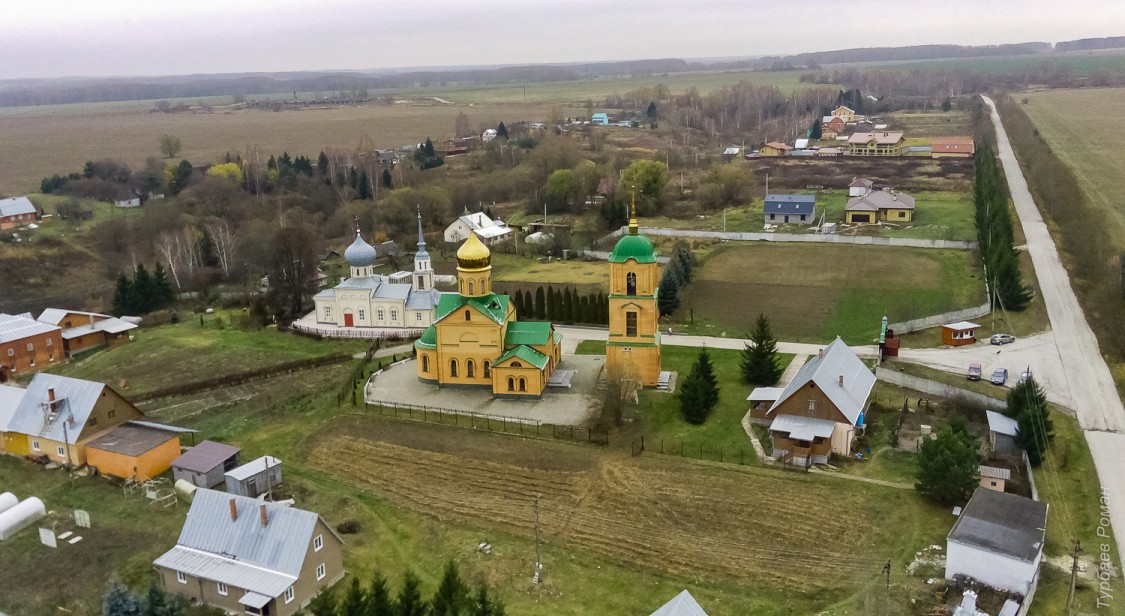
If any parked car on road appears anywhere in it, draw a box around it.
[990,333,1016,345]
[968,363,983,381]
[1019,369,1033,384]
[991,368,1009,385]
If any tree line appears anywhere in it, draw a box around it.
[511,285,609,326]
[112,263,176,315]
[973,142,1032,312]
[307,561,505,616]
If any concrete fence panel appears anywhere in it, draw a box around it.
[875,367,1007,409]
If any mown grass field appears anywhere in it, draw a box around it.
[676,243,985,344]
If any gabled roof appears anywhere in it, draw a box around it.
[931,136,975,153]
[849,177,874,189]
[154,488,340,597]
[405,289,444,310]
[722,147,741,155]
[769,414,836,440]
[763,141,793,150]
[505,321,553,346]
[225,455,281,481]
[494,345,549,370]
[173,440,241,473]
[986,410,1019,437]
[848,131,904,145]
[948,488,1048,562]
[0,196,36,218]
[764,194,816,216]
[767,338,873,425]
[7,373,111,444]
[649,590,709,616]
[845,189,915,211]
[0,384,26,432]
[0,313,60,344]
[434,293,510,325]
[38,308,108,326]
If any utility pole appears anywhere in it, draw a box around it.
[533,494,543,583]
[883,560,891,593]
[1067,539,1083,608]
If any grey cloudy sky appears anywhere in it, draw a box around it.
[2,0,1123,79]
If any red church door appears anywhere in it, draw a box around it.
[344,313,354,327]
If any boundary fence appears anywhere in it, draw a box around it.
[359,401,609,446]
[595,226,978,250]
[128,353,352,403]
[875,367,1007,409]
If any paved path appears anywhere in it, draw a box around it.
[983,95,1125,564]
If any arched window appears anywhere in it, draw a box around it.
[449,359,458,377]
[464,310,471,321]
[626,272,637,295]
[421,355,429,373]
[511,361,522,368]
[468,281,475,295]
[479,277,486,293]
[467,360,475,378]
[459,279,464,293]
[483,361,491,378]
[507,377,515,391]
[519,378,527,392]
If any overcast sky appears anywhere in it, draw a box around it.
[2,0,1123,80]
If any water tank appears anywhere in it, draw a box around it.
[0,497,46,540]
[0,492,17,515]
[173,479,198,503]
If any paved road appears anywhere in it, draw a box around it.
[982,96,1125,565]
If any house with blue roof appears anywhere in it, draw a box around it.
[591,112,610,126]
[763,194,817,226]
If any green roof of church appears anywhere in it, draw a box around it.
[434,293,509,324]
[505,321,553,346]
[494,345,550,370]
[609,232,657,263]
[415,326,437,349]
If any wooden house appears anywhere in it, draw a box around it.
[0,197,36,229]
[225,455,283,497]
[746,338,874,467]
[85,422,183,480]
[945,489,1047,596]
[759,142,793,157]
[172,440,241,488]
[154,488,345,616]
[37,309,137,356]
[847,132,904,156]
[941,321,980,346]
[0,313,64,381]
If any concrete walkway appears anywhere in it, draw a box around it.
[983,95,1125,565]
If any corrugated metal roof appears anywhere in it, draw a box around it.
[764,194,816,216]
[986,410,1019,437]
[226,456,282,481]
[979,465,1012,480]
[7,373,107,444]
[0,384,26,432]
[768,414,837,440]
[0,197,36,218]
[405,289,443,310]
[240,591,273,608]
[0,313,60,344]
[945,321,980,330]
[948,488,1047,562]
[649,590,710,616]
[767,338,873,425]
[746,387,783,402]
[173,440,241,473]
[154,545,295,597]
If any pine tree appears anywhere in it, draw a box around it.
[915,421,980,505]
[153,262,175,307]
[318,151,330,175]
[1008,376,1053,467]
[113,272,135,316]
[496,122,508,139]
[678,349,720,425]
[340,578,367,616]
[534,286,546,320]
[102,580,144,616]
[657,271,680,316]
[366,571,396,616]
[396,570,429,616]
[431,561,470,616]
[358,170,372,199]
[741,314,783,385]
[424,138,436,157]
[941,97,953,112]
[133,264,154,314]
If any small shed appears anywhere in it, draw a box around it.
[986,410,1021,459]
[945,488,1048,595]
[979,465,1011,492]
[941,321,980,346]
[172,440,241,488]
[86,424,181,481]
[224,455,282,498]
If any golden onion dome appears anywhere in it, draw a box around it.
[456,232,491,270]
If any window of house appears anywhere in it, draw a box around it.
[31,440,40,452]
[5,348,12,357]
[416,312,423,322]
[808,400,816,411]
[626,312,637,337]
[316,564,326,581]
[511,362,522,368]
[898,211,906,218]
[314,534,324,552]
[376,309,384,321]
[359,309,366,321]
[801,215,807,221]
[217,582,228,596]
[176,571,187,584]
[626,272,637,295]
[519,378,526,392]
[467,360,475,378]
[26,342,33,351]
[421,355,429,373]
[57,446,65,457]
[285,586,295,604]
[46,338,52,347]
[88,417,98,427]
[108,410,116,418]
[507,377,515,391]
[483,361,490,378]
[391,310,398,321]
[325,306,332,319]
[449,359,458,377]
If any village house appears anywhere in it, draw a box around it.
[443,210,512,246]
[844,188,916,223]
[986,410,1021,460]
[848,177,874,197]
[0,196,36,229]
[37,309,138,356]
[591,112,610,125]
[747,338,874,467]
[848,131,905,156]
[0,312,64,382]
[931,136,975,159]
[85,421,185,481]
[0,384,26,454]
[763,194,816,226]
[759,142,793,157]
[172,440,241,488]
[649,590,710,616]
[946,488,1048,597]
[154,488,345,616]
[830,105,858,123]
[376,150,400,167]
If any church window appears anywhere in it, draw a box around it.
[511,362,522,368]
[450,359,458,377]
[359,309,366,321]
[626,272,637,295]
[417,275,425,289]
[519,378,526,392]
[416,312,423,322]
[467,360,475,378]
[465,310,471,321]
[507,377,515,391]
[483,361,491,378]
[459,279,464,293]
[376,309,383,321]
[479,278,486,293]
[391,310,398,321]
[325,306,332,320]
[422,355,429,372]
[626,312,637,337]
[468,281,475,294]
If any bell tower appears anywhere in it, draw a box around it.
[606,192,661,386]
[413,210,434,292]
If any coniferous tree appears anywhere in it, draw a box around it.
[512,289,524,316]
[153,262,175,307]
[741,314,783,385]
[318,151,330,175]
[657,271,680,316]
[1008,376,1053,467]
[431,561,470,616]
[306,585,338,616]
[646,101,658,119]
[143,584,185,616]
[366,571,396,616]
[358,171,372,199]
[133,264,154,313]
[496,122,508,139]
[112,272,135,316]
[941,97,953,112]
[534,286,546,320]
[678,349,720,425]
[340,578,367,616]
[102,580,144,616]
[396,570,429,616]
[809,117,822,139]
[915,421,980,505]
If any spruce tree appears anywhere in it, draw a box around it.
[534,286,546,320]
[133,264,154,314]
[512,288,524,316]
[657,271,680,316]
[741,314,783,385]
[366,571,396,616]
[809,117,822,139]
[153,262,175,307]
[396,570,429,616]
[915,421,980,505]
[678,349,719,424]
[358,171,372,199]
[318,152,330,175]
[102,580,144,616]
[1008,376,1053,467]
[941,97,953,112]
[112,272,135,316]
[431,561,470,616]
[496,122,508,139]
[340,578,367,616]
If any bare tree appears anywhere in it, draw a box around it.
[454,111,471,139]
[207,220,238,279]
[156,232,182,289]
[159,134,182,158]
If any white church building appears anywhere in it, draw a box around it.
[297,214,443,338]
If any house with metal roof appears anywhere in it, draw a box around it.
[172,440,241,488]
[844,188,916,224]
[154,488,344,616]
[0,312,65,381]
[764,194,817,226]
[848,177,874,197]
[986,410,1021,459]
[0,196,36,229]
[649,590,709,616]
[225,455,283,498]
[978,464,1012,492]
[37,308,138,356]
[759,142,793,157]
[945,488,1048,596]
[747,338,874,466]
[0,384,27,454]
[591,112,610,126]
[443,210,512,246]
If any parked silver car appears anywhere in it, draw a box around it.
[990,333,1016,345]
[991,368,1008,385]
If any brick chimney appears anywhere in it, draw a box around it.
[229,498,238,521]
[259,504,269,528]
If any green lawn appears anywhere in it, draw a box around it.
[52,313,367,395]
